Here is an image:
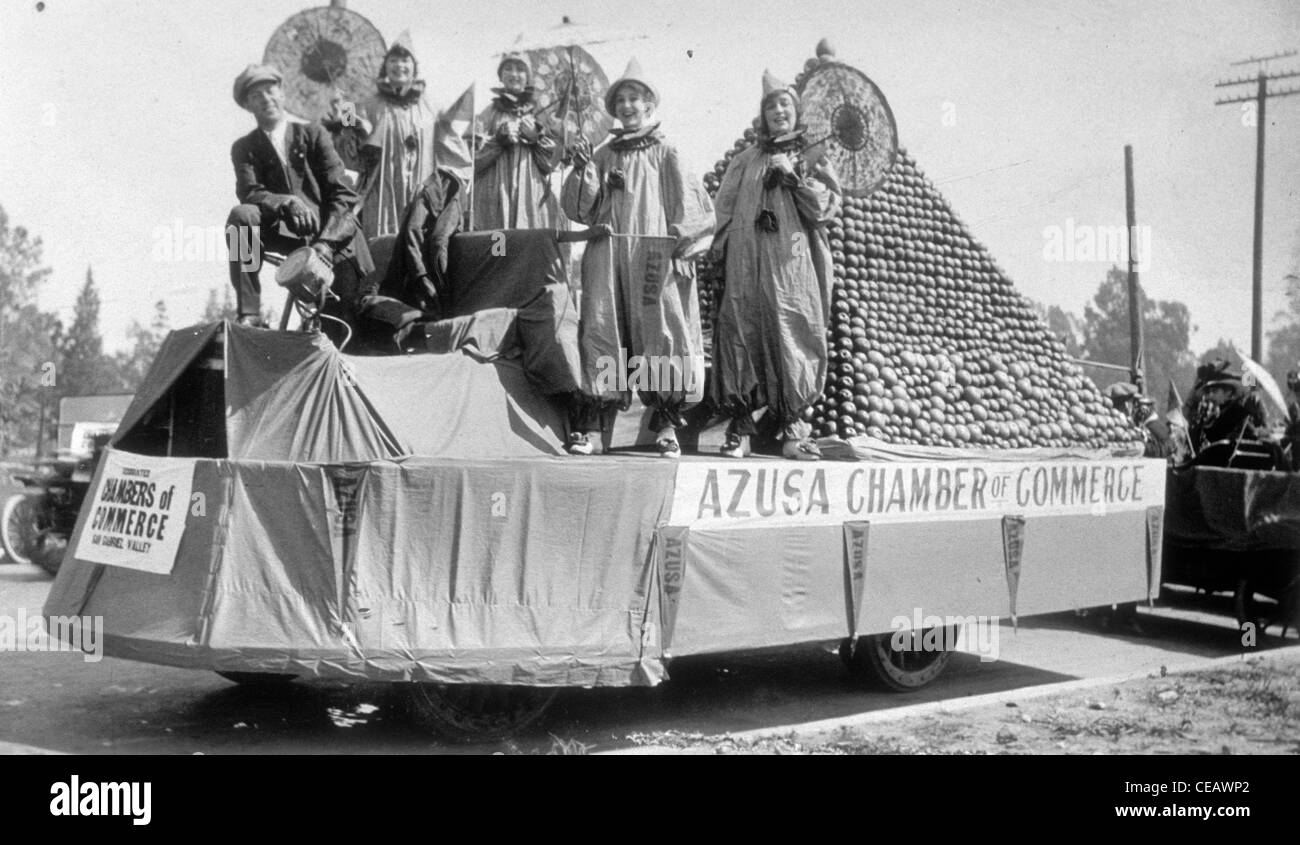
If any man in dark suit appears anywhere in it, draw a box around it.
[226,64,373,326]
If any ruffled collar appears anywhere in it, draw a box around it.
[758,126,808,154]
[376,78,427,106]
[609,122,663,151]
[491,87,537,114]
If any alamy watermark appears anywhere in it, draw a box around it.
[0,609,103,663]
[592,351,705,402]
[151,219,259,270]
[889,608,1001,662]
[1042,218,1151,270]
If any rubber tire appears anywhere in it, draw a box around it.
[30,535,67,577]
[1234,577,1299,637]
[1,493,41,566]
[841,630,955,693]
[406,684,558,743]
[216,672,299,687]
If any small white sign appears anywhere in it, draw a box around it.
[74,450,193,574]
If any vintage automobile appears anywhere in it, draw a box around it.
[2,396,129,576]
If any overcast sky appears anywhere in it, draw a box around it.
[2,0,1298,356]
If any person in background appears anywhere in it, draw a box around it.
[471,53,559,230]
[1284,367,1300,469]
[225,64,372,327]
[1188,360,1268,452]
[361,33,467,239]
[321,88,373,190]
[561,59,715,458]
[710,70,842,461]
[1105,382,1173,459]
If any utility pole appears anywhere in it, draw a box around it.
[1124,145,1145,392]
[1214,50,1300,362]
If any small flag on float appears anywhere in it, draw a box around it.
[436,82,477,182]
[1001,515,1026,630]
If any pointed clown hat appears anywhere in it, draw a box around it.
[761,69,800,109]
[605,57,660,116]
[497,52,531,82]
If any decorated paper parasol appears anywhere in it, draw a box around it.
[263,0,386,122]
[528,45,613,147]
[505,17,645,149]
[798,55,898,197]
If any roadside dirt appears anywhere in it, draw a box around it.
[621,649,1300,755]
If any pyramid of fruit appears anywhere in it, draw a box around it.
[698,49,1142,450]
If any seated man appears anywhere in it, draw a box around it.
[226,64,373,326]
[373,167,465,317]
[1106,382,1173,459]
[1188,362,1269,457]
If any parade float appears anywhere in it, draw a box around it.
[44,29,1166,741]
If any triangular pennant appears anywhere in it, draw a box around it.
[435,84,476,182]
[440,83,476,139]
[1001,514,1026,630]
[1145,506,1164,607]
[841,521,870,639]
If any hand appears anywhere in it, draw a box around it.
[518,116,539,143]
[672,238,692,259]
[589,223,613,240]
[435,246,449,275]
[281,196,319,236]
[309,240,334,265]
[419,274,439,303]
[769,153,795,176]
[496,122,519,146]
[569,137,593,167]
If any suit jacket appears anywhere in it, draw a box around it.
[230,121,373,273]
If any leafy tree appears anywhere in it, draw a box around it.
[1081,266,1196,411]
[201,286,238,323]
[1265,271,1300,384]
[115,299,170,389]
[0,206,52,314]
[0,206,60,458]
[1199,338,1244,366]
[58,268,124,398]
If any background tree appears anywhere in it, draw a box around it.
[115,299,170,389]
[1199,338,1244,366]
[1080,265,1196,411]
[0,205,60,458]
[1265,271,1300,384]
[201,286,238,322]
[58,268,124,398]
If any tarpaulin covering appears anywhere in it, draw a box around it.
[653,500,1154,655]
[224,326,405,462]
[346,353,566,457]
[112,323,221,448]
[446,229,567,316]
[47,454,678,686]
[49,316,1164,686]
[1164,466,1300,551]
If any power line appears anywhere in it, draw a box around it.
[1213,52,1300,360]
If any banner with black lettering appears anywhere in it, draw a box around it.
[669,458,1167,527]
[73,450,193,574]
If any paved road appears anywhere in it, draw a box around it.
[1,560,1294,754]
